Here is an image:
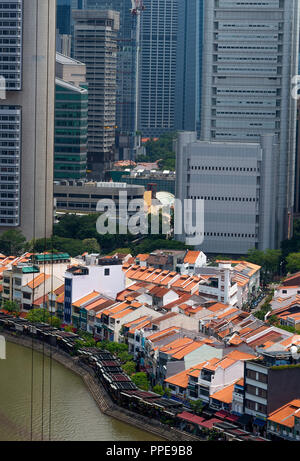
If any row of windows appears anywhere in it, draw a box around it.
[189,196,258,202]
[204,232,257,239]
[190,166,258,172]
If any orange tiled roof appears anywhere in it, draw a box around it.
[72,291,100,308]
[84,297,109,311]
[171,341,204,360]
[101,301,129,316]
[226,350,257,361]
[124,315,150,329]
[56,293,64,304]
[27,273,50,290]
[165,363,206,388]
[129,320,151,334]
[110,308,134,320]
[137,254,150,262]
[160,337,192,354]
[184,251,201,264]
[210,383,235,404]
[228,335,244,346]
[54,284,65,296]
[147,327,179,342]
[217,308,239,320]
[207,302,229,313]
[268,400,300,428]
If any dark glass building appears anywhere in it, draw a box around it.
[55,78,88,180]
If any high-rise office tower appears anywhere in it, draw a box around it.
[0,0,55,240]
[176,0,299,254]
[55,53,88,180]
[138,0,178,137]
[175,0,204,134]
[56,0,72,56]
[82,1,138,146]
[72,9,120,179]
[201,0,299,247]
[57,0,72,35]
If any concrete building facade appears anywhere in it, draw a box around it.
[199,0,299,248]
[0,0,55,240]
[72,9,120,180]
[176,131,279,254]
[81,1,139,152]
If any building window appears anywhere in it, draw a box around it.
[104,268,110,276]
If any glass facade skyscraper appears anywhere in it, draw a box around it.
[55,79,88,180]
[138,0,178,138]
[175,0,204,134]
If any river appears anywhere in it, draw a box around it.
[0,341,163,441]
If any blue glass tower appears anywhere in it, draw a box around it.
[175,0,204,135]
[57,0,72,35]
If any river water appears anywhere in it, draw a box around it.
[0,341,162,441]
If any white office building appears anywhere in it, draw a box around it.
[176,131,279,254]
[0,0,55,240]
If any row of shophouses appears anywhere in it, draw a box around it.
[1,251,300,439]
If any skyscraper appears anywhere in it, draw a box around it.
[56,0,73,56]
[55,53,88,180]
[200,0,299,247]
[72,9,120,179]
[57,0,72,35]
[138,0,178,137]
[175,0,204,134]
[0,0,55,240]
[78,0,139,161]
[176,0,299,253]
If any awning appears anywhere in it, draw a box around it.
[226,414,239,423]
[177,411,204,425]
[253,418,266,427]
[198,418,220,429]
[215,410,227,419]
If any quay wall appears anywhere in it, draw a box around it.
[2,331,202,442]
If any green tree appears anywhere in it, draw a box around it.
[246,248,282,284]
[286,253,300,274]
[122,361,136,376]
[82,238,101,254]
[190,399,204,415]
[3,300,20,316]
[26,308,61,328]
[131,372,149,391]
[117,351,133,364]
[0,230,26,255]
[164,387,172,399]
[136,133,177,171]
[152,384,165,396]
[268,315,279,326]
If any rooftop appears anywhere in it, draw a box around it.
[268,400,300,428]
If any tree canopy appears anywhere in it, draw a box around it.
[26,308,61,328]
[136,133,177,170]
[0,230,26,255]
[286,253,300,274]
[131,372,149,391]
